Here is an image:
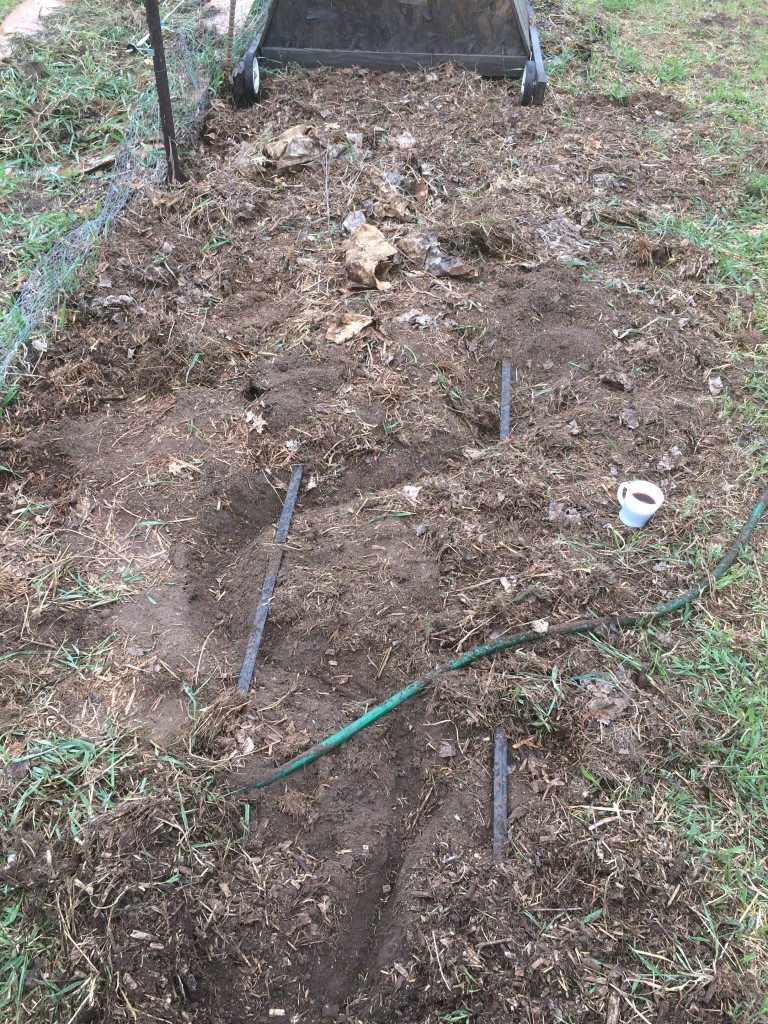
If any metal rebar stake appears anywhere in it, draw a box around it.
[500,359,512,441]
[492,726,508,862]
[493,361,512,858]
[237,466,304,694]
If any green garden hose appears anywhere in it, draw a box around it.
[230,483,768,795]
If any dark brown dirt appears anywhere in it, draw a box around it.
[2,58,766,1024]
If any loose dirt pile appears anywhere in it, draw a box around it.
[1,62,764,1023]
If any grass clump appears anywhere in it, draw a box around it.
[0,0,144,308]
[0,727,138,1020]
[0,696,239,1023]
[0,0,225,315]
[745,172,768,200]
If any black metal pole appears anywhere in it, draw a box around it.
[237,466,304,695]
[500,359,512,441]
[492,727,508,862]
[143,0,187,184]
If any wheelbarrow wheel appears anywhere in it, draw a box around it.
[520,60,536,106]
[231,44,261,107]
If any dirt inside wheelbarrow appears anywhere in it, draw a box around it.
[1,60,765,1024]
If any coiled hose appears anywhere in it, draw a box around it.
[230,483,768,794]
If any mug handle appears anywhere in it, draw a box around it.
[617,482,629,506]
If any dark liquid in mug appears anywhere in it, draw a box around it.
[633,492,655,504]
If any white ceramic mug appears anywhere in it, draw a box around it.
[617,480,664,528]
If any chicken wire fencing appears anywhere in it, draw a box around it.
[0,3,269,393]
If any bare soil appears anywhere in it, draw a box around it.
[1,60,765,1024]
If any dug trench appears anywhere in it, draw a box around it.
[1,66,764,1022]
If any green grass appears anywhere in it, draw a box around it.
[0,711,235,1021]
[554,0,768,129]
[546,5,768,1005]
[0,0,224,315]
[548,0,768,331]
[644,616,768,1012]
[3,734,134,833]
[0,0,141,308]
[745,173,768,200]
[0,729,135,1019]
[645,207,768,329]
[0,47,136,169]
[572,526,768,1020]
[0,177,78,293]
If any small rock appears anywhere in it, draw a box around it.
[601,369,634,392]
[657,445,684,472]
[342,209,366,233]
[395,308,435,329]
[620,407,639,430]
[4,760,28,781]
[390,130,416,150]
[90,293,137,317]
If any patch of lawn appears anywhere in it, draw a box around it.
[0,0,143,310]
[579,594,768,1020]
[554,0,768,131]
[0,0,226,315]
[647,208,768,325]
[0,689,235,1021]
[0,727,134,1019]
[0,2,144,170]
[543,0,768,1009]
[563,0,768,324]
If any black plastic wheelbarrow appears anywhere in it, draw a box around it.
[232,0,547,106]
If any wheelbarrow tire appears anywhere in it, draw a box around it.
[231,44,261,107]
[520,60,536,107]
